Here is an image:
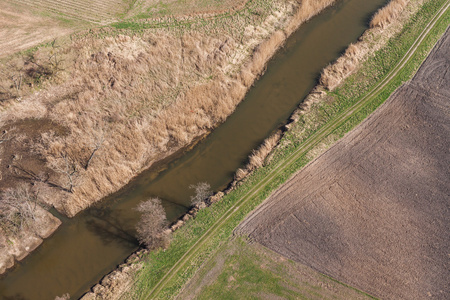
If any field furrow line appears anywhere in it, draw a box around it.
[18,0,124,14]
[10,0,121,22]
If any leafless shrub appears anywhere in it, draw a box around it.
[189,182,213,206]
[0,183,46,236]
[135,198,169,249]
[47,152,81,194]
[370,0,409,29]
[48,39,65,77]
[0,59,25,100]
[84,127,106,170]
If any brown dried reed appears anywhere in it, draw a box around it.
[319,43,360,91]
[370,0,409,29]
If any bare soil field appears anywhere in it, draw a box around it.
[239,28,450,300]
[8,0,131,24]
[0,1,75,57]
[0,0,247,58]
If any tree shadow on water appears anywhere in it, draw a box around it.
[85,216,138,248]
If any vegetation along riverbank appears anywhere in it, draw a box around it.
[81,0,449,298]
[0,0,339,275]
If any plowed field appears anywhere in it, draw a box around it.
[0,0,129,57]
[239,28,450,300]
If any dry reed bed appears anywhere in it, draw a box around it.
[0,0,339,219]
[370,0,410,29]
[318,0,417,92]
[234,0,426,190]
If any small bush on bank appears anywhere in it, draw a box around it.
[135,198,169,249]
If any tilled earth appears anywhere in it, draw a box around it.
[239,28,450,299]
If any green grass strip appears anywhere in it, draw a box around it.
[130,1,450,299]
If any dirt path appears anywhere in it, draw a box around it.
[239,25,450,300]
[143,2,450,298]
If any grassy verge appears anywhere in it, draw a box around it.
[112,0,274,32]
[130,1,449,299]
[178,237,375,299]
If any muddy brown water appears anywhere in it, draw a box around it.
[0,0,388,298]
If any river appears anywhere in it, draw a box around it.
[0,0,388,298]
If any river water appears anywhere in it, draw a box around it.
[0,0,387,298]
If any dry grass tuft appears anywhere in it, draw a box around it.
[319,43,360,91]
[246,132,281,171]
[250,30,286,75]
[370,0,409,29]
[285,0,337,35]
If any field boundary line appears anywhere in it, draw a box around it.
[143,1,450,298]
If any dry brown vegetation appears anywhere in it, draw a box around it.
[284,0,337,35]
[319,43,360,91]
[318,0,423,91]
[0,182,61,274]
[0,0,339,218]
[235,132,281,181]
[370,0,410,29]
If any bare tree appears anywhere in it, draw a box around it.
[48,153,80,193]
[135,198,169,249]
[9,71,23,96]
[84,130,105,170]
[0,184,45,235]
[189,182,213,206]
[48,39,65,76]
[0,61,25,99]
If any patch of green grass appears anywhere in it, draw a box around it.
[112,0,274,34]
[129,1,449,299]
[188,237,372,299]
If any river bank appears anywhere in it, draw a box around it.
[119,0,448,298]
[0,0,339,277]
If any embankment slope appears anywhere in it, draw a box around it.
[239,27,450,300]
